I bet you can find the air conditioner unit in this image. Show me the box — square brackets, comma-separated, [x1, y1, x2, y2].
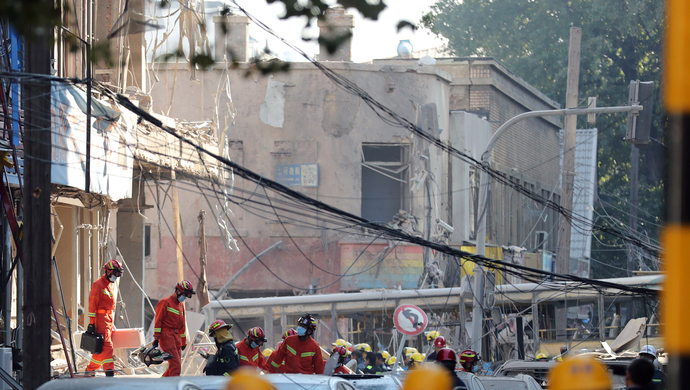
[534, 231, 548, 250]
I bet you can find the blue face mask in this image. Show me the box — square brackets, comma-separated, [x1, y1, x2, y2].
[250, 341, 258, 349]
[178, 295, 187, 302]
[471, 365, 479, 373]
[297, 327, 307, 336]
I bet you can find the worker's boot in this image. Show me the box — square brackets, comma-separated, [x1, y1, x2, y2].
[105, 370, 114, 377]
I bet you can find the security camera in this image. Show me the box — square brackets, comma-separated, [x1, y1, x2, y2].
[436, 219, 454, 234]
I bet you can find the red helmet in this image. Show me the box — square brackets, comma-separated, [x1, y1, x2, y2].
[248, 327, 267, 342]
[283, 328, 298, 339]
[175, 280, 196, 296]
[434, 336, 447, 348]
[208, 319, 232, 335]
[459, 349, 479, 365]
[333, 346, 348, 357]
[436, 348, 457, 362]
[104, 259, 123, 273]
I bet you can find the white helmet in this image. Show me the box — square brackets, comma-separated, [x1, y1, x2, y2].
[640, 345, 657, 357]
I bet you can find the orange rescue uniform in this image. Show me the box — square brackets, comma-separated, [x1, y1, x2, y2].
[236, 339, 270, 371]
[268, 335, 325, 374]
[86, 275, 116, 372]
[154, 294, 187, 376]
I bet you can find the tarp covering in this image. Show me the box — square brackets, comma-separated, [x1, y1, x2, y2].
[51, 82, 135, 201]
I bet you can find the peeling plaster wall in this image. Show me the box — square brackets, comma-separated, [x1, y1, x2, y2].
[145, 62, 451, 297]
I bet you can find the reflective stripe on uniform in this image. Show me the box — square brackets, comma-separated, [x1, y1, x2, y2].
[88, 312, 96, 318]
[223, 372, 231, 377]
[180, 333, 186, 337]
[252, 354, 258, 361]
[154, 328, 161, 332]
[167, 307, 180, 315]
[102, 289, 113, 297]
[301, 352, 315, 357]
[91, 358, 103, 365]
[102, 359, 114, 364]
[287, 345, 297, 355]
[271, 361, 280, 368]
[239, 355, 249, 361]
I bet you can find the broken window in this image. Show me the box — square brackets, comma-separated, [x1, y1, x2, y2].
[361, 144, 409, 223]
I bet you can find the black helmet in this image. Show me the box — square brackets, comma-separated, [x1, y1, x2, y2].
[297, 313, 317, 332]
[137, 346, 173, 367]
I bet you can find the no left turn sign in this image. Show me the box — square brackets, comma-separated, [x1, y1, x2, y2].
[393, 304, 428, 336]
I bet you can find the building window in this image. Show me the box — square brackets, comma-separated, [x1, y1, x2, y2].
[361, 144, 409, 223]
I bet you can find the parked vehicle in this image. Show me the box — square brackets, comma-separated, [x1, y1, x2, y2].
[478, 374, 543, 390]
[493, 358, 630, 389]
[455, 371, 487, 390]
[36, 374, 357, 390]
[337, 373, 402, 390]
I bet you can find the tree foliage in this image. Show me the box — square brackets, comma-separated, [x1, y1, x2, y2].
[422, 0, 664, 278]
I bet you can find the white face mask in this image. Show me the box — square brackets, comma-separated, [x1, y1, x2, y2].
[108, 275, 118, 283]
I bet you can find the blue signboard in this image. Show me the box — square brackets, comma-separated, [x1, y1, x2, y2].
[275, 163, 318, 187]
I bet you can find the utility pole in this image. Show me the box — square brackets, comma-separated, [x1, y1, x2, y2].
[197, 210, 210, 308]
[556, 27, 582, 275]
[171, 170, 184, 281]
[662, 0, 690, 388]
[628, 145, 639, 276]
[23, 28, 53, 390]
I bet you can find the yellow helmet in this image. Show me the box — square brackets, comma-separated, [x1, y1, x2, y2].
[380, 351, 391, 360]
[535, 352, 549, 360]
[332, 338, 348, 347]
[410, 353, 425, 363]
[224, 368, 276, 390]
[355, 343, 372, 352]
[262, 348, 274, 358]
[547, 356, 612, 390]
[404, 347, 419, 356]
[425, 330, 441, 342]
[402, 364, 452, 390]
[387, 356, 397, 365]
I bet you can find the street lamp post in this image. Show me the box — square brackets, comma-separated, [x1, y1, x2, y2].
[470, 104, 642, 355]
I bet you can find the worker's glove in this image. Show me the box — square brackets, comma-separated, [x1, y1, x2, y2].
[86, 324, 96, 334]
[152, 339, 159, 349]
[181, 345, 186, 351]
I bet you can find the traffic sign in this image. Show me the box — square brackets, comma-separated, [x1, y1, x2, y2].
[393, 304, 428, 336]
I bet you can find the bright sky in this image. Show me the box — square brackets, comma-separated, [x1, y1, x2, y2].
[234, 0, 448, 63]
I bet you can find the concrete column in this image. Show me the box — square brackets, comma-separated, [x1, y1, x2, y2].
[317, 7, 354, 62]
[115, 178, 147, 328]
[264, 306, 274, 347]
[532, 292, 539, 353]
[598, 293, 606, 341]
[214, 15, 250, 62]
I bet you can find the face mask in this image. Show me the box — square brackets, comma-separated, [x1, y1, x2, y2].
[297, 327, 307, 336]
[108, 275, 118, 283]
[472, 365, 479, 373]
[250, 341, 258, 349]
[178, 295, 187, 302]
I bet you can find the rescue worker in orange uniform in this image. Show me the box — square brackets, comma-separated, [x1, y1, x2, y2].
[86, 259, 123, 376]
[268, 313, 325, 374]
[269, 328, 298, 373]
[153, 280, 194, 377]
[236, 327, 270, 371]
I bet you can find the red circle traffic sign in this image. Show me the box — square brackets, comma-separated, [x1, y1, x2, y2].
[393, 304, 428, 336]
